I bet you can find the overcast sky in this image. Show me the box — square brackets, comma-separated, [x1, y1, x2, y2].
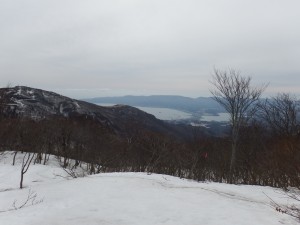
[0, 0, 300, 98]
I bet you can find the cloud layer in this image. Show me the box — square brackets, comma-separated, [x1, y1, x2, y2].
[1, 0, 300, 98]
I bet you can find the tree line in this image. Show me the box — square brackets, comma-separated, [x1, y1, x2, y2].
[0, 70, 299, 189]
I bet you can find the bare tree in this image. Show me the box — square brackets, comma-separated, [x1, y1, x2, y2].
[0, 84, 13, 115]
[0, 87, 6, 119]
[210, 68, 267, 172]
[259, 93, 299, 137]
[20, 152, 35, 189]
[259, 93, 300, 188]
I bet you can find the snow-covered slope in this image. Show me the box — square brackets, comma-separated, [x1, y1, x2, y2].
[1, 86, 154, 121]
[0, 152, 298, 225]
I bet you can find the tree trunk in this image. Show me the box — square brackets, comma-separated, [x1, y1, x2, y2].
[12, 151, 18, 166]
[230, 141, 237, 172]
[20, 170, 24, 189]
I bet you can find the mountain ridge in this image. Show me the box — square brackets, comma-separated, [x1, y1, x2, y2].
[0, 86, 196, 140]
[83, 95, 225, 114]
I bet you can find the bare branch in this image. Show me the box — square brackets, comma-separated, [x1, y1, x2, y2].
[0, 189, 43, 213]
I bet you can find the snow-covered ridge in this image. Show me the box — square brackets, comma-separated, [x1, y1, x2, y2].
[0, 151, 298, 225]
[1, 86, 179, 137]
[3, 86, 86, 118]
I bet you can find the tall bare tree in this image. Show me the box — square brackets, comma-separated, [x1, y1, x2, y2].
[0, 84, 13, 120]
[210, 68, 267, 172]
[0, 88, 6, 118]
[259, 93, 299, 137]
[259, 93, 300, 188]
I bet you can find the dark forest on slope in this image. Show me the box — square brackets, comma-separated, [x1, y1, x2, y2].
[0, 86, 300, 189]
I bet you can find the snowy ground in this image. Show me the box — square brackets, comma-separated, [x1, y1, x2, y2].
[0, 151, 298, 225]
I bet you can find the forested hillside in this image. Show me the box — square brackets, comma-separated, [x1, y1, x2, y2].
[0, 86, 299, 189]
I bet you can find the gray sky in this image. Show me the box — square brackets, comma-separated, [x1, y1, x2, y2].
[1, 0, 300, 98]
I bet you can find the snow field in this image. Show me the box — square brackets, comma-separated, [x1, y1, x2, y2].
[0, 151, 298, 225]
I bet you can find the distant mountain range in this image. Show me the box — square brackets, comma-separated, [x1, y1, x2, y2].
[84, 95, 225, 115]
[0, 86, 209, 140]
